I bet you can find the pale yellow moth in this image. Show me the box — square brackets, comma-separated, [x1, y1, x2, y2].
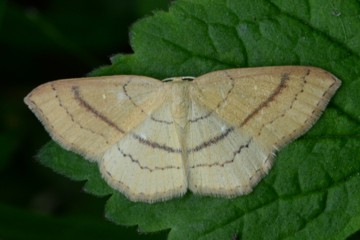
[25, 66, 341, 203]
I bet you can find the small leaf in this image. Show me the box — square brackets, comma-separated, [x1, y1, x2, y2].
[38, 0, 360, 239]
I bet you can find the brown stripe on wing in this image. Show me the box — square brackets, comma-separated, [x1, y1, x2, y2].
[72, 86, 125, 134]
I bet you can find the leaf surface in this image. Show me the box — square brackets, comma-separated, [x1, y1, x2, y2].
[39, 0, 360, 239]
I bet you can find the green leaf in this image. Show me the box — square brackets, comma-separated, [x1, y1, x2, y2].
[38, 0, 360, 239]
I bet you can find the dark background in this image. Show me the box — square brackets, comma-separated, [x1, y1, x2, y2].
[0, 0, 171, 239]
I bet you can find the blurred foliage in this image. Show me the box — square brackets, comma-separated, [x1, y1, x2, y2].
[0, 0, 170, 239]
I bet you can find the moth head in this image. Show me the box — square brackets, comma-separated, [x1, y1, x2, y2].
[163, 76, 194, 82]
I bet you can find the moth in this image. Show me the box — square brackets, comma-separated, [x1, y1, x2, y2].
[25, 66, 341, 203]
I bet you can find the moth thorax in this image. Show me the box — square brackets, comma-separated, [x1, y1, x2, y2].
[171, 83, 190, 128]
